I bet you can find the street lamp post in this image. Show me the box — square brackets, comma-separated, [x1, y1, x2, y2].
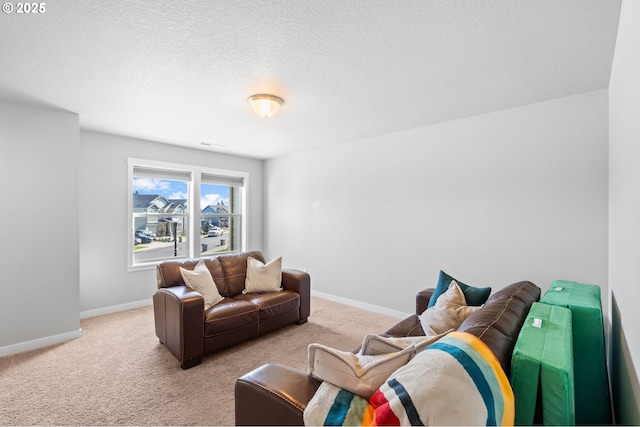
[173, 221, 178, 257]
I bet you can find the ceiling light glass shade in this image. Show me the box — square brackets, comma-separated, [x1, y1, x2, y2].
[248, 94, 284, 118]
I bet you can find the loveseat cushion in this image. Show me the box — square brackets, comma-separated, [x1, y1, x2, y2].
[204, 299, 260, 336]
[157, 259, 198, 289]
[156, 257, 226, 292]
[218, 251, 266, 296]
[234, 290, 300, 321]
[202, 257, 227, 292]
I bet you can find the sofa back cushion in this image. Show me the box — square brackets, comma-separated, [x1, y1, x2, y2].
[384, 280, 540, 378]
[155, 251, 265, 297]
[218, 250, 265, 296]
[158, 259, 199, 289]
[459, 280, 540, 376]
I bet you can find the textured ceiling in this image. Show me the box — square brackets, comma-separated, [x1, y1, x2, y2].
[0, 0, 621, 159]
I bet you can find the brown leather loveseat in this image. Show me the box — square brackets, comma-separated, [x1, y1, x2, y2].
[153, 250, 310, 369]
[235, 280, 540, 425]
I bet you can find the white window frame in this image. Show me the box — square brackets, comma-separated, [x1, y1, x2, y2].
[127, 158, 248, 271]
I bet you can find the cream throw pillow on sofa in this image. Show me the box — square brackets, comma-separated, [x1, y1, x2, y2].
[243, 256, 283, 293]
[308, 342, 416, 399]
[359, 332, 448, 356]
[306, 333, 447, 400]
[419, 280, 481, 335]
[179, 261, 224, 309]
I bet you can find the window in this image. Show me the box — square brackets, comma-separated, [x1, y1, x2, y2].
[128, 158, 247, 270]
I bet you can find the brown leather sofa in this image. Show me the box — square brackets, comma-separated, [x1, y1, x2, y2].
[234, 280, 540, 425]
[153, 250, 311, 369]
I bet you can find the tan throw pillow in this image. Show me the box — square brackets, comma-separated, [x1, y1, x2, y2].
[244, 256, 283, 293]
[419, 280, 481, 335]
[179, 261, 224, 309]
[308, 342, 416, 399]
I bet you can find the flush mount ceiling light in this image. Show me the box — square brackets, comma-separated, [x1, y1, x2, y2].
[248, 94, 284, 118]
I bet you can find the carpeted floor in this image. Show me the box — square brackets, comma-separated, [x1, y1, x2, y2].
[0, 296, 400, 426]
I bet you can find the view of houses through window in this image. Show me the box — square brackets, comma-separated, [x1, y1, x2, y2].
[129, 160, 245, 269]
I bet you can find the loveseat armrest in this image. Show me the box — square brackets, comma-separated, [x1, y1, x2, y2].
[152, 285, 205, 369]
[282, 269, 311, 324]
[235, 363, 321, 426]
[416, 288, 434, 315]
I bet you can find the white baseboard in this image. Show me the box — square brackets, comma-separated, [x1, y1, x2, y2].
[1, 299, 152, 358]
[1, 295, 402, 358]
[80, 298, 152, 319]
[311, 290, 410, 320]
[0, 329, 83, 358]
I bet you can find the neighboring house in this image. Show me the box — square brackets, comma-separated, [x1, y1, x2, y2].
[133, 192, 187, 237]
[202, 201, 229, 227]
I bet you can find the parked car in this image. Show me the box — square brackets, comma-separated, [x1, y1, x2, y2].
[135, 230, 153, 243]
[207, 227, 223, 237]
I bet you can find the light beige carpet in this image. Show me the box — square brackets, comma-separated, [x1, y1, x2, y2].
[0, 296, 400, 426]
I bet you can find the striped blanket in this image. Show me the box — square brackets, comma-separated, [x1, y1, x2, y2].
[304, 331, 514, 426]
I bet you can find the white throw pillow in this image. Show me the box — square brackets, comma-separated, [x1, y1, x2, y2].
[419, 280, 481, 335]
[243, 256, 283, 293]
[308, 342, 416, 399]
[179, 261, 224, 309]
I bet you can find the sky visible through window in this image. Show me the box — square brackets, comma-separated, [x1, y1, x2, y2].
[133, 178, 229, 208]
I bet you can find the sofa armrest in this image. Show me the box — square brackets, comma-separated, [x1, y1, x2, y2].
[152, 285, 205, 369]
[235, 363, 321, 426]
[416, 288, 434, 315]
[282, 269, 311, 324]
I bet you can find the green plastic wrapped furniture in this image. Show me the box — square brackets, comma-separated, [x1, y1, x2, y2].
[541, 280, 612, 425]
[511, 302, 575, 425]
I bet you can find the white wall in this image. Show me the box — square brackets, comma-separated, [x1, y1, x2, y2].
[608, 0, 640, 423]
[265, 90, 609, 315]
[0, 100, 81, 355]
[78, 130, 264, 316]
